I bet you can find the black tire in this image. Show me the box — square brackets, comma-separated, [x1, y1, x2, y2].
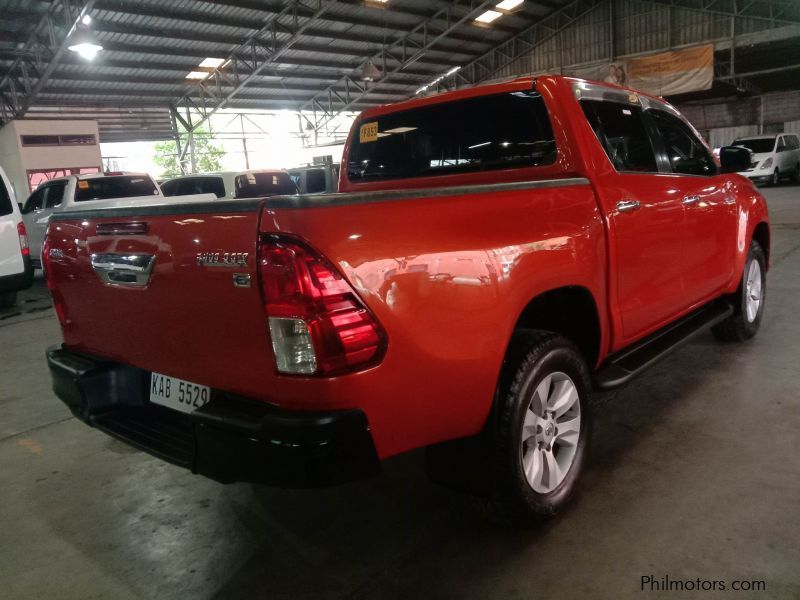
[712, 240, 766, 342]
[769, 168, 780, 186]
[480, 330, 592, 525]
[793, 164, 800, 183]
[0, 291, 17, 308]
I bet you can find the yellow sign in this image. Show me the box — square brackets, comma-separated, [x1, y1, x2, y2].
[78, 180, 90, 189]
[359, 122, 378, 143]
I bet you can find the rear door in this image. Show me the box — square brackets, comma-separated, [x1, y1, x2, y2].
[580, 97, 688, 345]
[645, 107, 736, 304]
[0, 171, 23, 278]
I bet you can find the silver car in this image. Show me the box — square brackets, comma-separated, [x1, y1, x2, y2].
[734, 133, 800, 186]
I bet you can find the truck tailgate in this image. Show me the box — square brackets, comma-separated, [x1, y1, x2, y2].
[45, 201, 278, 401]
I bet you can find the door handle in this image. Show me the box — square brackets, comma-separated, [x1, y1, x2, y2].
[616, 199, 641, 213]
[682, 195, 701, 205]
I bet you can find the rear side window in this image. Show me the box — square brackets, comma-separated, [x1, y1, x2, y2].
[44, 182, 67, 208]
[648, 110, 715, 176]
[75, 176, 159, 202]
[0, 177, 11, 216]
[234, 172, 297, 198]
[163, 177, 226, 198]
[581, 100, 657, 173]
[788, 135, 800, 150]
[160, 179, 179, 196]
[347, 90, 557, 183]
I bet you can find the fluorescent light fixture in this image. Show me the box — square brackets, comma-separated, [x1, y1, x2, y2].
[475, 10, 502, 24]
[496, 0, 524, 9]
[67, 25, 102, 60]
[383, 127, 417, 134]
[185, 71, 210, 80]
[468, 141, 491, 149]
[199, 57, 226, 69]
[81, 14, 92, 25]
[415, 66, 462, 95]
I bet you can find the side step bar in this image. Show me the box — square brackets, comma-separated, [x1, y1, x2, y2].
[594, 300, 733, 391]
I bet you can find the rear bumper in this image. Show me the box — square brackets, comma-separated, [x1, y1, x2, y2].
[0, 254, 33, 293]
[46, 345, 380, 487]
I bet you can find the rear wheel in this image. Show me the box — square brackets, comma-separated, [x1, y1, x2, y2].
[712, 240, 766, 342]
[481, 331, 591, 525]
[0, 291, 18, 308]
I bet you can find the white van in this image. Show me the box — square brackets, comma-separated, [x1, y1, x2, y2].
[733, 133, 800, 185]
[0, 166, 33, 307]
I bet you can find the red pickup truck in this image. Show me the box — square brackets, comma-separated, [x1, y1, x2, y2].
[44, 75, 768, 524]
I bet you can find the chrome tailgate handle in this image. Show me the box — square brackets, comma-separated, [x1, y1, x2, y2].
[682, 195, 701, 205]
[90, 253, 155, 286]
[616, 199, 641, 213]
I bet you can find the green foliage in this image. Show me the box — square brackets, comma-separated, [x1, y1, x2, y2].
[153, 126, 225, 177]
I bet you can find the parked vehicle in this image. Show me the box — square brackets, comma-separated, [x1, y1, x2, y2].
[733, 133, 800, 185]
[0, 166, 33, 307]
[160, 170, 298, 199]
[21, 172, 214, 268]
[288, 164, 339, 194]
[44, 76, 768, 524]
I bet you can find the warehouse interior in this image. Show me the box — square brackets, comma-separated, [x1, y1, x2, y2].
[1, 1, 799, 598]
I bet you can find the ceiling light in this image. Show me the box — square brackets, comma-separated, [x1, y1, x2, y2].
[68, 24, 102, 60]
[475, 10, 502, 24]
[199, 57, 226, 69]
[361, 60, 381, 82]
[496, 0, 524, 10]
[81, 14, 92, 25]
[185, 71, 210, 80]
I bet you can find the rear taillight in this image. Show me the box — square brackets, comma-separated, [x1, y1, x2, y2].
[17, 222, 29, 256]
[258, 234, 386, 376]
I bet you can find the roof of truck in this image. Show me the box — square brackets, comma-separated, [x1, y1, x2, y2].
[357, 74, 671, 121]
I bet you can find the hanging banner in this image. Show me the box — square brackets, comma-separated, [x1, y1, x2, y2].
[568, 44, 714, 97]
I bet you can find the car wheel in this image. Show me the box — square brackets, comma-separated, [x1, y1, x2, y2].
[0, 291, 18, 308]
[712, 240, 766, 342]
[793, 164, 800, 183]
[770, 168, 780, 186]
[480, 330, 591, 525]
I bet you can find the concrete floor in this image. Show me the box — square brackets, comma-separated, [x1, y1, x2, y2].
[1, 185, 799, 600]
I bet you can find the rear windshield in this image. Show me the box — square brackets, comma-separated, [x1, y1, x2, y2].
[347, 90, 557, 183]
[234, 172, 297, 198]
[733, 138, 775, 154]
[0, 176, 11, 216]
[75, 175, 160, 202]
[161, 176, 226, 198]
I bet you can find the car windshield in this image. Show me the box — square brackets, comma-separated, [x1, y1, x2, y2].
[74, 176, 160, 202]
[733, 138, 775, 154]
[234, 172, 297, 198]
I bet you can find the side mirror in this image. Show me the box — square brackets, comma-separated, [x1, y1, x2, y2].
[719, 146, 752, 173]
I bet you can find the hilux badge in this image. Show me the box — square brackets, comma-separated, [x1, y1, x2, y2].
[196, 251, 249, 268]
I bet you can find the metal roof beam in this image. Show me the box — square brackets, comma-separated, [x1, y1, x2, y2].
[0, 0, 96, 125]
[301, 0, 501, 133]
[455, 0, 606, 87]
[644, 0, 800, 24]
[90, 1, 494, 52]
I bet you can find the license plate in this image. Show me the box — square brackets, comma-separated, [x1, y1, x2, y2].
[149, 372, 210, 414]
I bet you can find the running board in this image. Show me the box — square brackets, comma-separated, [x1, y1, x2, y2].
[594, 300, 733, 391]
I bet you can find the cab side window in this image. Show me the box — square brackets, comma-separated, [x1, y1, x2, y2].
[43, 182, 66, 208]
[648, 110, 716, 176]
[580, 100, 658, 173]
[22, 189, 45, 214]
[776, 136, 788, 152]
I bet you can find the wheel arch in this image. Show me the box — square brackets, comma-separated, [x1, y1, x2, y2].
[752, 221, 770, 269]
[512, 285, 602, 368]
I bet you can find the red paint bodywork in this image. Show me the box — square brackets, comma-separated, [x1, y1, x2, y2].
[45, 76, 769, 460]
